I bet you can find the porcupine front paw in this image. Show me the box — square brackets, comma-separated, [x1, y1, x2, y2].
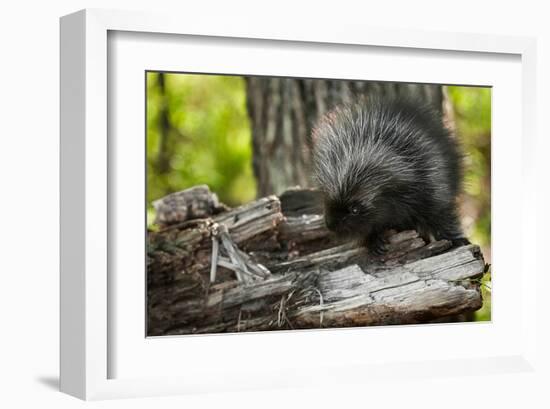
[451, 237, 471, 247]
[366, 235, 387, 256]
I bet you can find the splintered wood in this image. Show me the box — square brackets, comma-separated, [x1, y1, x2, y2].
[147, 185, 486, 336]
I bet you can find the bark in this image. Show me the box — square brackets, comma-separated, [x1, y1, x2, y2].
[245, 78, 444, 196]
[147, 185, 486, 336]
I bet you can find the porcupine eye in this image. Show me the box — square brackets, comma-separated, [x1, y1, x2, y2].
[349, 205, 360, 215]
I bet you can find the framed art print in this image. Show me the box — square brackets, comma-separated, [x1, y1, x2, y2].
[60, 9, 539, 400]
[144, 71, 492, 335]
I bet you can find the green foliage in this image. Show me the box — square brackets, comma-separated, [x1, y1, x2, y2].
[146, 73, 256, 210]
[475, 270, 492, 322]
[447, 86, 492, 321]
[448, 86, 491, 248]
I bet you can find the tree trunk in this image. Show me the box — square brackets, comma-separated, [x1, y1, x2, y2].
[155, 73, 172, 175]
[245, 78, 444, 196]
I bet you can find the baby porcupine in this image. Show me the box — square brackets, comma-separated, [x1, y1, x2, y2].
[311, 97, 469, 255]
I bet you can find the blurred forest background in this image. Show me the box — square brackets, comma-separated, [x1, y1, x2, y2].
[146, 72, 491, 321]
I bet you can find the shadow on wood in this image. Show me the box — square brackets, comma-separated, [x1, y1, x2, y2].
[147, 185, 486, 336]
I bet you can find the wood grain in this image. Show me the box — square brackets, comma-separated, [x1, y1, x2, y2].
[147, 187, 486, 336]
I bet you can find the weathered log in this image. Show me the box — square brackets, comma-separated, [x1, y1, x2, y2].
[147, 195, 283, 284]
[279, 187, 324, 216]
[152, 184, 229, 226]
[293, 244, 484, 327]
[147, 186, 486, 336]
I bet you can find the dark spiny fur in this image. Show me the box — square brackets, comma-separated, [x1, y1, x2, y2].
[311, 97, 468, 255]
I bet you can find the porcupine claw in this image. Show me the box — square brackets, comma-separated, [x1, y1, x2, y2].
[451, 237, 471, 248]
[366, 235, 388, 256]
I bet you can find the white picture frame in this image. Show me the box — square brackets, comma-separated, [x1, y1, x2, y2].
[60, 8, 539, 401]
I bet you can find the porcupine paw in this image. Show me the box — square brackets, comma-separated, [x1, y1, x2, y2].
[367, 236, 388, 256]
[451, 237, 471, 248]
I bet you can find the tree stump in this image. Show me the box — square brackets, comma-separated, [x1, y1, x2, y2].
[147, 185, 486, 336]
